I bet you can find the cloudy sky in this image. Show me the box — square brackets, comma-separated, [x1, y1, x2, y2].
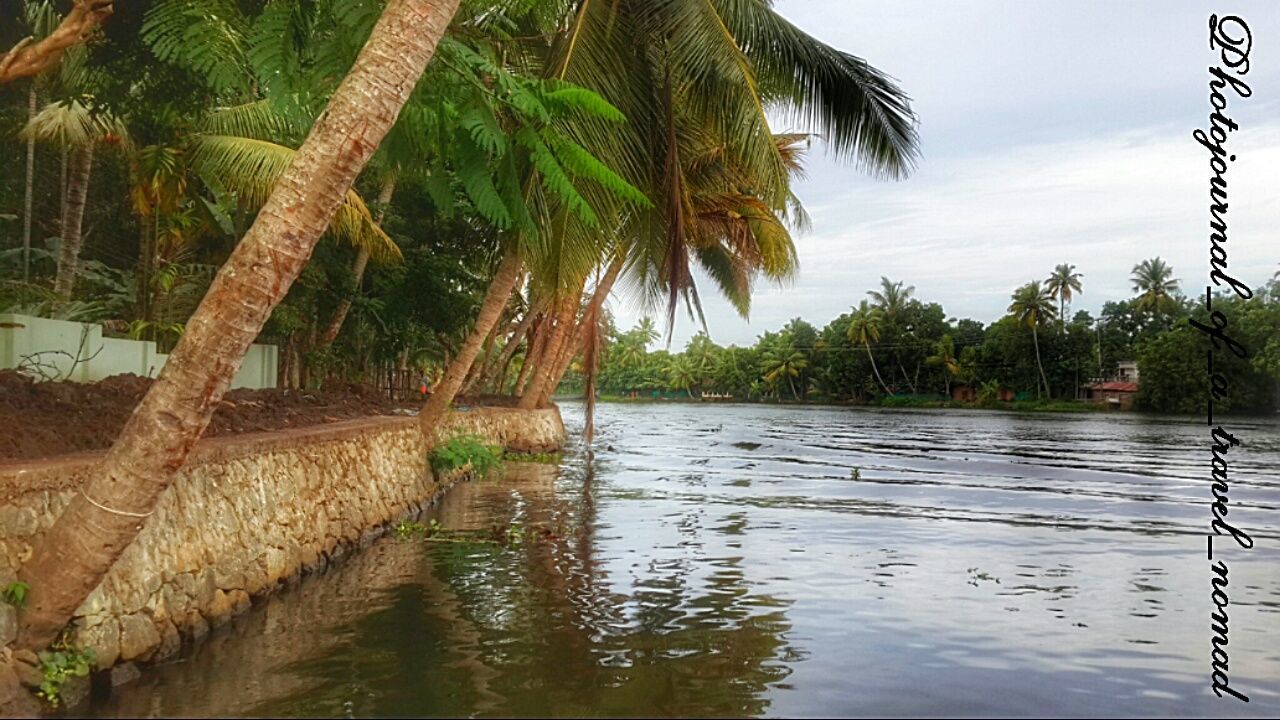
[611, 1, 1280, 349]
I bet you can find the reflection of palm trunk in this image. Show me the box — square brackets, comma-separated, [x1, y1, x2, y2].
[420, 249, 522, 437]
[53, 145, 94, 301]
[17, 0, 462, 651]
[320, 175, 397, 347]
[21, 85, 36, 282]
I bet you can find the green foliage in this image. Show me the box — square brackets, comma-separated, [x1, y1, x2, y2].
[579, 277, 1279, 416]
[429, 434, 503, 477]
[2, 581, 29, 609]
[35, 640, 96, 707]
[502, 451, 563, 464]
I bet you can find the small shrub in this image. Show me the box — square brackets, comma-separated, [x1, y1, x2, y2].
[430, 434, 503, 477]
[2, 581, 29, 609]
[36, 640, 95, 707]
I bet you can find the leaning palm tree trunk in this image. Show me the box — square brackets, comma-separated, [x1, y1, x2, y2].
[419, 248, 522, 439]
[52, 144, 94, 300]
[17, 0, 460, 651]
[319, 174, 398, 347]
[0, 0, 113, 85]
[460, 314, 504, 396]
[21, 85, 36, 283]
[512, 315, 546, 395]
[488, 297, 543, 393]
[519, 289, 578, 409]
[866, 343, 892, 395]
[1032, 324, 1050, 399]
[532, 256, 623, 407]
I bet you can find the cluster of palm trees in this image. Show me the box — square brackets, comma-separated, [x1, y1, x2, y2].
[586, 256, 1189, 405]
[6, 0, 919, 652]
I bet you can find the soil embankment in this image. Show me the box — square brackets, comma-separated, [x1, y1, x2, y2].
[0, 371, 416, 461]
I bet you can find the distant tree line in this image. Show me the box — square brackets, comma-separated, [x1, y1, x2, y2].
[570, 260, 1280, 415]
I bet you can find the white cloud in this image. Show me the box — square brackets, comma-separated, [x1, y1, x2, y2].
[609, 2, 1280, 349]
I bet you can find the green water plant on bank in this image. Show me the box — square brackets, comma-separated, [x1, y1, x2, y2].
[501, 451, 563, 464]
[392, 516, 529, 549]
[34, 637, 95, 707]
[428, 434, 503, 477]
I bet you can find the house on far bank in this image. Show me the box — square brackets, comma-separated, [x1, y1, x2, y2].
[1083, 360, 1140, 410]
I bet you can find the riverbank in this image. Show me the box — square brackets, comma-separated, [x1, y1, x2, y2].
[70, 402, 1280, 717]
[574, 393, 1112, 414]
[0, 406, 565, 714]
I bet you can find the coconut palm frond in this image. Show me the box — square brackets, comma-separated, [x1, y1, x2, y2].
[719, 0, 919, 179]
[189, 134, 401, 264]
[200, 100, 299, 143]
[22, 99, 124, 147]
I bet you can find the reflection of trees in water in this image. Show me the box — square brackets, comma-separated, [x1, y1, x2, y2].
[88, 459, 799, 718]
[427, 460, 799, 717]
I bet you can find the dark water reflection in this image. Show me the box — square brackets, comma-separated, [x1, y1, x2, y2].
[85, 404, 1280, 717]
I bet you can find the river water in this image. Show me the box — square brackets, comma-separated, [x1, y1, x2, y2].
[85, 403, 1280, 717]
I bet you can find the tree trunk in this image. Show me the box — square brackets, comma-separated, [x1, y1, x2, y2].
[319, 174, 397, 347]
[897, 361, 916, 394]
[53, 145, 94, 301]
[419, 248, 521, 439]
[489, 297, 542, 394]
[513, 315, 545, 396]
[866, 343, 892, 395]
[519, 290, 577, 409]
[1032, 323, 1050, 400]
[0, 0, 113, 86]
[17, 0, 460, 651]
[460, 314, 503, 396]
[530, 256, 623, 407]
[21, 85, 36, 283]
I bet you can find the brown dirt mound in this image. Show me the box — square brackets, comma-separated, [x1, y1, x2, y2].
[0, 371, 417, 462]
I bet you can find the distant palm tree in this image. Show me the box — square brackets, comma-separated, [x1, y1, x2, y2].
[868, 276, 915, 319]
[1131, 257, 1180, 314]
[1009, 281, 1057, 399]
[847, 300, 892, 395]
[635, 317, 659, 346]
[926, 334, 960, 397]
[1045, 263, 1083, 325]
[763, 344, 808, 400]
[667, 355, 698, 398]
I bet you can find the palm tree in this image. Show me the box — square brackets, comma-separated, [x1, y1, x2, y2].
[847, 300, 892, 395]
[22, 98, 124, 300]
[18, 0, 463, 652]
[634, 317, 659, 346]
[667, 354, 699, 398]
[17, 1, 60, 283]
[1008, 281, 1057, 399]
[1045, 263, 1083, 324]
[762, 344, 808, 400]
[926, 334, 960, 397]
[525, 0, 919, 406]
[1131, 256, 1180, 315]
[868, 276, 915, 320]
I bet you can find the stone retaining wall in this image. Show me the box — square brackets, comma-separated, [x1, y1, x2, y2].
[0, 406, 564, 670]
